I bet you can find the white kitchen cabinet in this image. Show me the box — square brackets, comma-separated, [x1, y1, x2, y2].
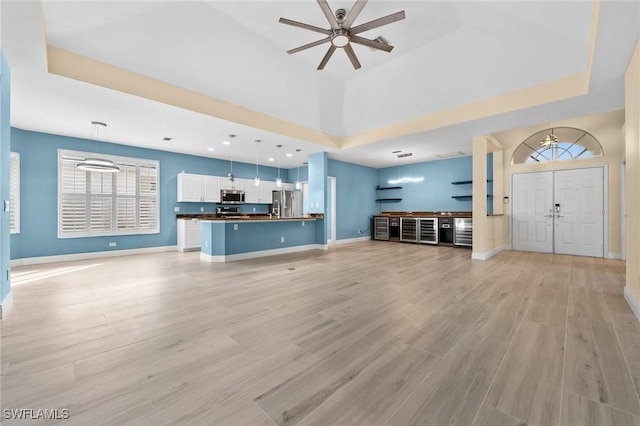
[177, 173, 220, 202]
[243, 179, 260, 203]
[259, 181, 275, 204]
[282, 183, 294, 191]
[177, 218, 202, 251]
[201, 175, 220, 202]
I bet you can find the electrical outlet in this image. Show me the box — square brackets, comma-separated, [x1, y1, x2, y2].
[205, 241, 208, 248]
[233, 224, 238, 231]
[302, 221, 305, 227]
[200, 207, 205, 212]
[174, 206, 180, 212]
[109, 242, 117, 247]
[253, 207, 256, 212]
[280, 236, 285, 243]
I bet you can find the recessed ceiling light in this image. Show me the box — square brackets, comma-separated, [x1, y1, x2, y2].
[392, 150, 401, 154]
[397, 152, 413, 158]
[208, 148, 215, 152]
[268, 158, 274, 162]
[222, 141, 230, 145]
[163, 137, 172, 141]
[286, 153, 293, 157]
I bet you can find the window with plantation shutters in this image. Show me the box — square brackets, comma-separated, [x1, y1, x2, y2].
[9, 152, 20, 234]
[58, 150, 159, 238]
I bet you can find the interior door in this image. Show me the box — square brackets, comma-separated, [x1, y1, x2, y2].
[512, 172, 554, 253]
[554, 168, 604, 257]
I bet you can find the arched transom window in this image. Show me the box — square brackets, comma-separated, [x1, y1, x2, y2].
[511, 127, 604, 165]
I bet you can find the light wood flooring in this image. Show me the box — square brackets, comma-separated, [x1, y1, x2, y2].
[2, 242, 640, 425]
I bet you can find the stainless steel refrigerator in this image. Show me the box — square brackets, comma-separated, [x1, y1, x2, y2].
[271, 190, 303, 218]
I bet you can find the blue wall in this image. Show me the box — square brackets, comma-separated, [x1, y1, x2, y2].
[327, 159, 378, 240]
[1, 52, 11, 304]
[377, 156, 474, 213]
[10, 126, 476, 260]
[10, 128, 288, 260]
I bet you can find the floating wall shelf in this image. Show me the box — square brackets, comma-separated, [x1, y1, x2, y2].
[451, 195, 493, 200]
[451, 180, 493, 185]
[376, 198, 403, 202]
[376, 186, 403, 190]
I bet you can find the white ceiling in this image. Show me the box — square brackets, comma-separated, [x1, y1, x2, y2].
[2, 1, 639, 169]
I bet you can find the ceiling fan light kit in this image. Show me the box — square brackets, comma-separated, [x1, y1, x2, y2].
[279, 0, 405, 70]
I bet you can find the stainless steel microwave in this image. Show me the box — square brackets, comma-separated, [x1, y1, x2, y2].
[220, 189, 245, 204]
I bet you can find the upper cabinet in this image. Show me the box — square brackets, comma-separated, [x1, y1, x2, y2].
[177, 173, 220, 202]
[177, 173, 282, 204]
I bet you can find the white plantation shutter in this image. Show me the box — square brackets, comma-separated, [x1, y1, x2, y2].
[60, 156, 88, 234]
[9, 152, 20, 234]
[139, 165, 158, 231]
[58, 150, 159, 238]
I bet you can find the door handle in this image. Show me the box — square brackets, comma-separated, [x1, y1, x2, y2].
[543, 214, 553, 218]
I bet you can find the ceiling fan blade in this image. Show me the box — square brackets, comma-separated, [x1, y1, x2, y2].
[317, 0, 338, 29]
[342, 0, 368, 29]
[317, 45, 337, 70]
[344, 44, 362, 70]
[287, 37, 331, 54]
[350, 35, 393, 52]
[350, 10, 406, 35]
[279, 17, 331, 35]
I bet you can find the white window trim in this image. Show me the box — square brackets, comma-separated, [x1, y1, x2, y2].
[10, 151, 20, 234]
[57, 149, 160, 239]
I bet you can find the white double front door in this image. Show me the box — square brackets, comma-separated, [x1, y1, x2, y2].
[512, 167, 604, 257]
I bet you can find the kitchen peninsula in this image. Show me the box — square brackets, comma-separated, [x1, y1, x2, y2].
[199, 215, 325, 262]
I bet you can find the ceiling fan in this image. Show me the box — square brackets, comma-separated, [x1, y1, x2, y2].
[279, 0, 406, 70]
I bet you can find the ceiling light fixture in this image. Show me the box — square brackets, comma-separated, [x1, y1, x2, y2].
[162, 137, 172, 141]
[208, 147, 215, 152]
[77, 121, 120, 173]
[254, 140, 261, 186]
[540, 124, 559, 148]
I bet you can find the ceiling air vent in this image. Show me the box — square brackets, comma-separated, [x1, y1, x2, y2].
[397, 152, 413, 158]
[370, 36, 390, 51]
[436, 151, 465, 159]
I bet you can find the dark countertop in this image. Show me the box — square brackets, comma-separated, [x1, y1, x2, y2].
[177, 213, 324, 221]
[379, 211, 473, 218]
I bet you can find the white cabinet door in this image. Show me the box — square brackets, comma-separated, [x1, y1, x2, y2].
[177, 173, 202, 202]
[177, 219, 201, 251]
[282, 183, 294, 191]
[185, 220, 202, 249]
[244, 180, 260, 203]
[201, 176, 220, 202]
[259, 181, 274, 204]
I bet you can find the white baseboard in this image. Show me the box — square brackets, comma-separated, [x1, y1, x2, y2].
[624, 286, 640, 323]
[1, 291, 13, 320]
[200, 244, 325, 263]
[606, 252, 624, 260]
[472, 245, 509, 261]
[334, 236, 371, 245]
[10, 246, 178, 267]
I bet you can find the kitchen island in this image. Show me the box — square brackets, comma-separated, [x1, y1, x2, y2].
[200, 216, 325, 262]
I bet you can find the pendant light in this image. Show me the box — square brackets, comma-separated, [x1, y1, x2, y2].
[227, 134, 236, 183]
[254, 139, 261, 186]
[275, 144, 283, 188]
[295, 149, 302, 191]
[539, 124, 558, 148]
[77, 121, 120, 173]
